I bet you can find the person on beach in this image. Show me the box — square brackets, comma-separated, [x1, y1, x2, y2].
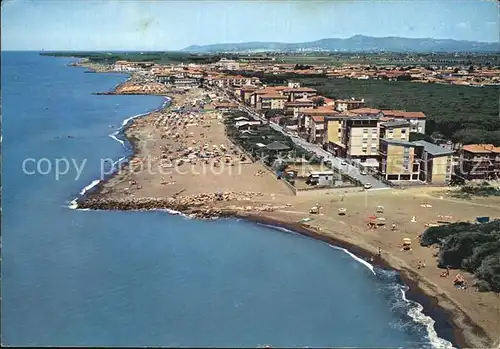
[378, 247, 381, 257]
[440, 267, 450, 278]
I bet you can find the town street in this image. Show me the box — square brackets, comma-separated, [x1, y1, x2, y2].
[223, 90, 389, 189]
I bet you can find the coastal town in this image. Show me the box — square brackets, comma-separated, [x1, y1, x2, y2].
[82, 57, 500, 186]
[5, 0, 500, 347]
[72, 55, 500, 348]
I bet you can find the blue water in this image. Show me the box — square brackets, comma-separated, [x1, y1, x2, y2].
[1, 52, 451, 347]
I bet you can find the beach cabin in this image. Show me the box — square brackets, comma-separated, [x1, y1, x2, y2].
[306, 170, 335, 186]
[234, 116, 250, 122]
[236, 121, 262, 131]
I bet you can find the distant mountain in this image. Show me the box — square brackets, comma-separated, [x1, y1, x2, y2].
[181, 35, 500, 53]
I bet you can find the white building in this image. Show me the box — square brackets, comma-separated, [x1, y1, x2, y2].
[217, 58, 240, 71]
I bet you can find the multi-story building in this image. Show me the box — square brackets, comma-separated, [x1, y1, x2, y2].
[308, 115, 326, 144]
[342, 116, 381, 167]
[414, 140, 455, 184]
[458, 144, 500, 180]
[325, 114, 348, 156]
[379, 139, 454, 183]
[379, 140, 421, 181]
[234, 85, 259, 103]
[285, 98, 315, 116]
[381, 110, 426, 134]
[281, 86, 317, 101]
[258, 94, 288, 110]
[379, 120, 410, 142]
[298, 107, 339, 140]
[249, 87, 287, 108]
[334, 99, 366, 112]
[216, 58, 240, 71]
[113, 61, 135, 72]
[155, 74, 201, 88]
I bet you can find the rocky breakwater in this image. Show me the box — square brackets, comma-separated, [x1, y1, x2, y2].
[77, 191, 287, 219]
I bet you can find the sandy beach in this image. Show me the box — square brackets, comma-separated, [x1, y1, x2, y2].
[78, 85, 500, 348]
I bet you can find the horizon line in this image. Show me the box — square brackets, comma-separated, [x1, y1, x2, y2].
[3, 34, 499, 52]
[185, 34, 500, 48]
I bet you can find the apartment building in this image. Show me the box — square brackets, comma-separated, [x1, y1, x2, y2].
[381, 110, 426, 134]
[379, 120, 410, 142]
[113, 61, 136, 72]
[234, 85, 259, 103]
[155, 74, 201, 88]
[155, 73, 174, 84]
[259, 94, 288, 110]
[338, 116, 381, 167]
[309, 115, 326, 144]
[334, 99, 366, 112]
[414, 140, 454, 184]
[281, 87, 317, 101]
[379, 139, 454, 183]
[284, 98, 315, 116]
[298, 107, 339, 140]
[325, 114, 348, 155]
[458, 144, 500, 180]
[379, 140, 421, 181]
[216, 58, 240, 71]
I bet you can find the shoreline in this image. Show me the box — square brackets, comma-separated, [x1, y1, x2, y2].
[69, 81, 172, 208]
[237, 214, 474, 348]
[68, 65, 495, 348]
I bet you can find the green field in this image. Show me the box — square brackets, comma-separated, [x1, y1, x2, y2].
[276, 53, 500, 67]
[288, 77, 499, 145]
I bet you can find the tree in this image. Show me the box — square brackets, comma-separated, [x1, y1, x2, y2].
[264, 109, 283, 120]
[313, 97, 325, 107]
[409, 132, 434, 143]
[468, 65, 474, 74]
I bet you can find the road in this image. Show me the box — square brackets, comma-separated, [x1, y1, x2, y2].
[212, 87, 389, 189]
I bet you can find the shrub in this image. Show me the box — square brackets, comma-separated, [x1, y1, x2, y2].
[420, 220, 500, 292]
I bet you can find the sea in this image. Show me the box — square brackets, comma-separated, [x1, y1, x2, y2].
[1, 51, 455, 348]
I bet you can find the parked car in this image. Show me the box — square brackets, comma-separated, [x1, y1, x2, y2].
[341, 160, 347, 166]
[363, 183, 373, 189]
[360, 170, 367, 175]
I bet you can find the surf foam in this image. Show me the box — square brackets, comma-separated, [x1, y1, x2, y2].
[68, 96, 171, 211]
[328, 244, 376, 275]
[256, 222, 453, 348]
[400, 287, 455, 349]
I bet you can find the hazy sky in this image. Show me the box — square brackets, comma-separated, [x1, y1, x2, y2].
[1, 0, 499, 51]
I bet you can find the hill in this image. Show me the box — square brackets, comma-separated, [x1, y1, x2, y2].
[182, 35, 500, 53]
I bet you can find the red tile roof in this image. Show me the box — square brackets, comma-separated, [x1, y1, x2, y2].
[382, 110, 426, 119]
[310, 115, 325, 123]
[260, 93, 288, 99]
[283, 87, 317, 92]
[285, 100, 314, 106]
[462, 144, 500, 154]
[350, 108, 381, 115]
[335, 99, 365, 104]
[303, 106, 339, 115]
